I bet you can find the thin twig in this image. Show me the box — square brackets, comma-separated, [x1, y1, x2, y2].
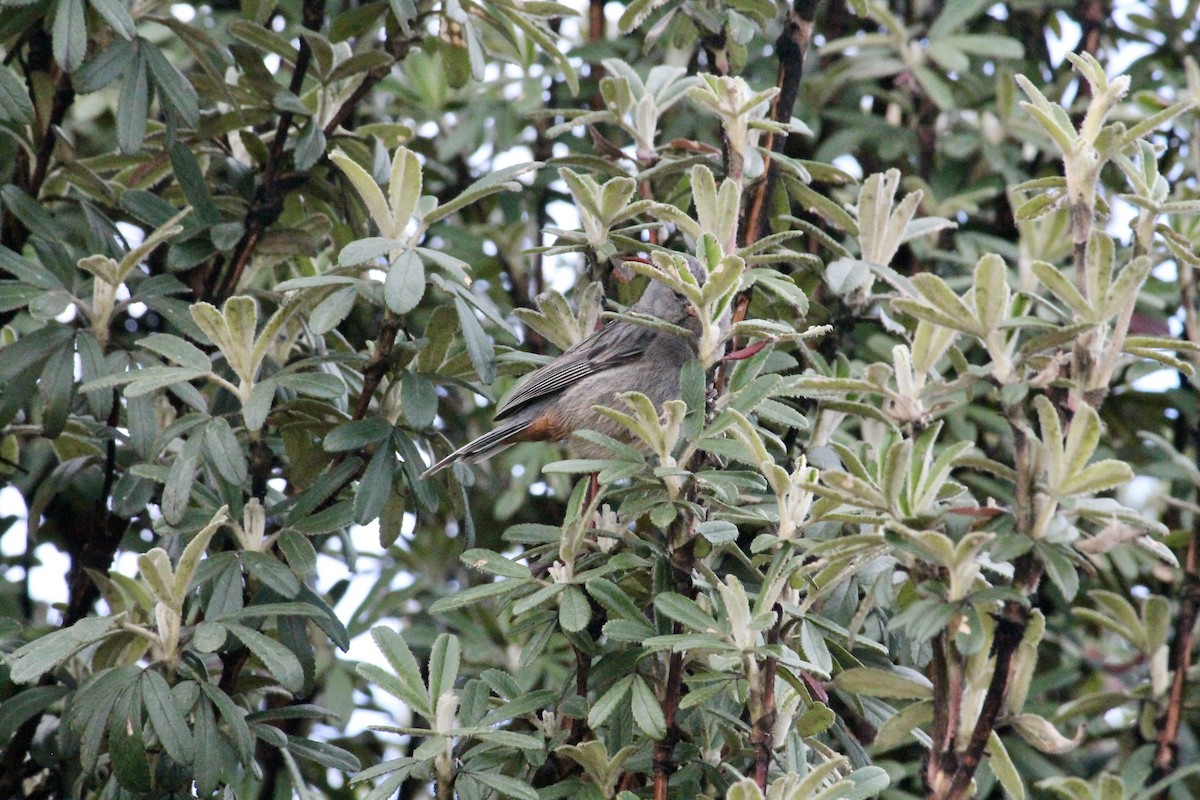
[752, 619, 781, 790]
[653, 651, 686, 800]
[1, 31, 73, 254]
[653, 520, 697, 800]
[209, 0, 327, 301]
[935, 421, 1043, 800]
[741, 0, 819, 246]
[1152, 476, 1200, 788]
[925, 631, 955, 792]
[352, 310, 402, 421]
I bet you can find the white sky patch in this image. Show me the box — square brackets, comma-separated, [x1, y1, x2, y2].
[1132, 369, 1180, 393]
[831, 154, 863, 181]
[1045, 13, 1081, 68]
[0, 487, 27, 557]
[314, 518, 421, 736]
[1107, 196, 1139, 241]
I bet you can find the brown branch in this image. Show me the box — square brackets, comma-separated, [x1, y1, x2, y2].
[941, 606, 1028, 800]
[931, 421, 1042, 800]
[741, 0, 819, 246]
[752, 620, 781, 790]
[322, 23, 419, 138]
[653, 650, 686, 800]
[653, 521, 697, 800]
[1, 31, 74, 254]
[562, 644, 592, 744]
[1075, 0, 1106, 60]
[209, 0, 326, 301]
[0, 695, 44, 798]
[351, 309, 403, 421]
[323, 65, 390, 136]
[1153, 521, 1200, 789]
[588, 0, 604, 41]
[925, 631, 959, 793]
[205, 0, 323, 300]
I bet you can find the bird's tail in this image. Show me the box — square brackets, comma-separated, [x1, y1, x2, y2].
[420, 419, 530, 478]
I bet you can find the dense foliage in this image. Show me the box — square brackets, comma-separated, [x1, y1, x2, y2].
[2, 1, 1200, 799]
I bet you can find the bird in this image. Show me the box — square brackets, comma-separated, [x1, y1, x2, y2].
[421, 266, 705, 477]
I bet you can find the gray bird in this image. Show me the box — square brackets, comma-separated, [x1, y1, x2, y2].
[422, 269, 703, 476]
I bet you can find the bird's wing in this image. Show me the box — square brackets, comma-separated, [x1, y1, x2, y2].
[494, 321, 652, 420]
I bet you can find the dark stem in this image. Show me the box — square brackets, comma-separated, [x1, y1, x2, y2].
[322, 22, 419, 137]
[741, 0, 819, 246]
[752, 620, 781, 790]
[940, 598, 1030, 800]
[653, 651, 685, 800]
[653, 522, 697, 800]
[1074, 0, 1106, 61]
[931, 421, 1042, 800]
[1152, 521, 1200, 788]
[352, 310, 403, 421]
[563, 644, 592, 744]
[1, 30, 73, 253]
[925, 631, 957, 792]
[208, 0, 327, 301]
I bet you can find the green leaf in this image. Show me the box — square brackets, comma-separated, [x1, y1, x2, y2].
[38, 341, 75, 438]
[461, 549, 531, 580]
[587, 675, 633, 729]
[427, 632, 460, 704]
[630, 675, 667, 739]
[559, 585, 591, 632]
[425, 162, 541, 225]
[388, 146, 422, 231]
[0, 66, 34, 124]
[834, 667, 933, 699]
[140, 669, 193, 766]
[331, 150, 394, 236]
[222, 622, 305, 693]
[1, 186, 59, 242]
[88, 0, 135, 37]
[286, 735, 362, 771]
[244, 378, 275, 431]
[654, 592, 722, 634]
[109, 682, 152, 792]
[242, 551, 302, 598]
[198, 684, 254, 764]
[294, 120, 326, 170]
[428, 579, 521, 612]
[466, 771, 538, 800]
[1038, 544, 1080, 601]
[74, 38, 135, 92]
[53, 0, 87, 72]
[8, 617, 120, 683]
[355, 439, 396, 525]
[0, 686, 69, 741]
[309, 286, 358, 335]
[384, 248, 425, 315]
[169, 140, 221, 225]
[204, 416, 248, 485]
[364, 627, 430, 716]
[162, 434, 201, 525]
[117, 49, 149, 154]
[324, 417, 393, 451]
[454, 296, 495, 385]
[275, 371, 344, 399]
[400, 372, 437, 430]
[143, 42, 199, 127]
[340, 237, 402, 266]
[139, 333, 210, 372]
